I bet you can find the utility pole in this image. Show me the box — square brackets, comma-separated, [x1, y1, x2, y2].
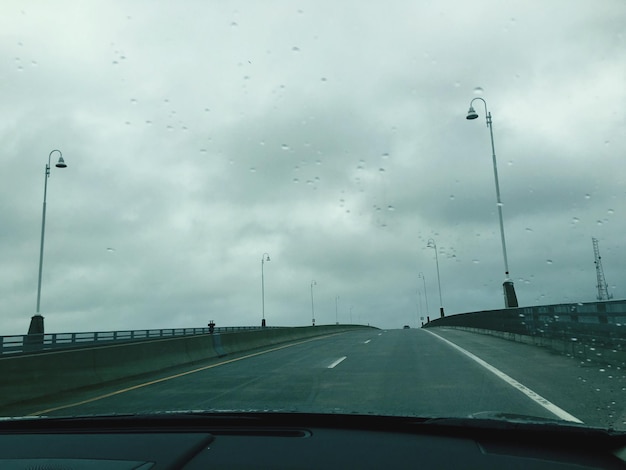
[592, 237, 612, 301]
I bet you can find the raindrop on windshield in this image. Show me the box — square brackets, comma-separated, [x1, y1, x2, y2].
[546, 259, 553, 264]
[249, 167, 257, 173]
[607, 209, 614, 215]
[525, 228, 533, 233]
[292, 46, 301, 52]
[572, 217, 580, 223]
[281, 144, 290, 150]
[473, 86, 484, 95]
[585, 193, 591, 199]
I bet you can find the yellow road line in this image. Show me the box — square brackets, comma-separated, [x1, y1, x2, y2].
[29, 333, 339, 416]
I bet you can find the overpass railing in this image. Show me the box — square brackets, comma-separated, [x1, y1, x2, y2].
[423, 300, 626, 351]
[0, 325, 279, 356]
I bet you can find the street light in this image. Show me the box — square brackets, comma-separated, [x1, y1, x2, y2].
[335, 295, 339, 325]
[29, 149, 68, 336]
[310, 280, 317, 326]
[427, 239, 444, 318]
[418, 272, 429, 321]
[466, 97, 518, 308]
[261, 253, 270, 327]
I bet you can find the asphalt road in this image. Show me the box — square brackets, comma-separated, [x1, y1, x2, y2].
[19, 328, 626, 430]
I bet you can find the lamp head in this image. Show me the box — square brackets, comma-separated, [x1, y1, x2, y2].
[466, 106, 479, 120]
[55, 156, 67, 168]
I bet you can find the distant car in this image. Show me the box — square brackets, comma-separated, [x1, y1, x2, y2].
[403, 325, 410, 329]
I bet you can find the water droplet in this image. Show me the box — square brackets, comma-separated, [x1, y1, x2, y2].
[199, 149, 207, 154]
[31, 60, 37, 67]
[381, 152, 389, 159]
[454, 82, 461, 88]
[525, 228, 533, 233]
[604, 140, 610, 146]
[291, 46, 300, 52]
[496, 202, 503, 207]
[130, 98, 137, 104]
[507, 160, 513, 166]
[607, 209, 614, 215]
[378, 168, 385, 172]
[145, 120, 152, 125]
[281, 144, 290, 150]
[293, 178, 299, 183]
[584, 193, 591, 200]
[230, 21, 238, 27]
[472, 259, 480, 264]
[387, 205, 395, 211]
[572, 217, 580, 223]
[449, 195, 455, 200]
[473, 87, 484, 95]
[320, 77, 327, 82]
[249, 167, 257, 173]
[546, 259, 553, 264]
[596, 220, 603, 226]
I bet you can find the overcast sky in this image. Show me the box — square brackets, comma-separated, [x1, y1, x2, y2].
[0, 1, 624, 335]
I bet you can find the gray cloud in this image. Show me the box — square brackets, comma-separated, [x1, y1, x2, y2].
[0, 1, 624, 335]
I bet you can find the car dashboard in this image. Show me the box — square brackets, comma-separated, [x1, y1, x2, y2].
[0, 413, 624, 469]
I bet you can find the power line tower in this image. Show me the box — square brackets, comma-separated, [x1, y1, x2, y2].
[592, 237, 612, 301]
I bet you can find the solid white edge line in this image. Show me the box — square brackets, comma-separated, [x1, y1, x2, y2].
[328, 356, 347, 369]
[423, 329, 583, 424]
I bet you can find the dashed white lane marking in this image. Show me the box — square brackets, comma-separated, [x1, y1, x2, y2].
[424, 329, 583, 423]
[328, 356, 347, 369]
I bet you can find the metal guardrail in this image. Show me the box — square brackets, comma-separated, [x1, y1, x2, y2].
[0, 326, 280, 356]
[423, 300, 626, 351]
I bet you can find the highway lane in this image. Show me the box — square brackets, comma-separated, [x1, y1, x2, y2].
[17, 327, 624, 430]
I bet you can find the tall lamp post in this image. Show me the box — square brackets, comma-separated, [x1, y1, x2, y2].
[418, 272, 429, 322]
[261, 253, 270, 327]
[335, 295, 339, 325]
[466, 97, 518, 308]
[29, 149, 68, 336]
[310, 280, 317, 326]
[426, 239, 444, 318]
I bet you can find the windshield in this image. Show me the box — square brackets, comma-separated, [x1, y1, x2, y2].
[1, 1, 624, 432]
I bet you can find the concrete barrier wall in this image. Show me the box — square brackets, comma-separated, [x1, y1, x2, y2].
[0, 325, 371, 411]
[437, 326, 626, 369]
